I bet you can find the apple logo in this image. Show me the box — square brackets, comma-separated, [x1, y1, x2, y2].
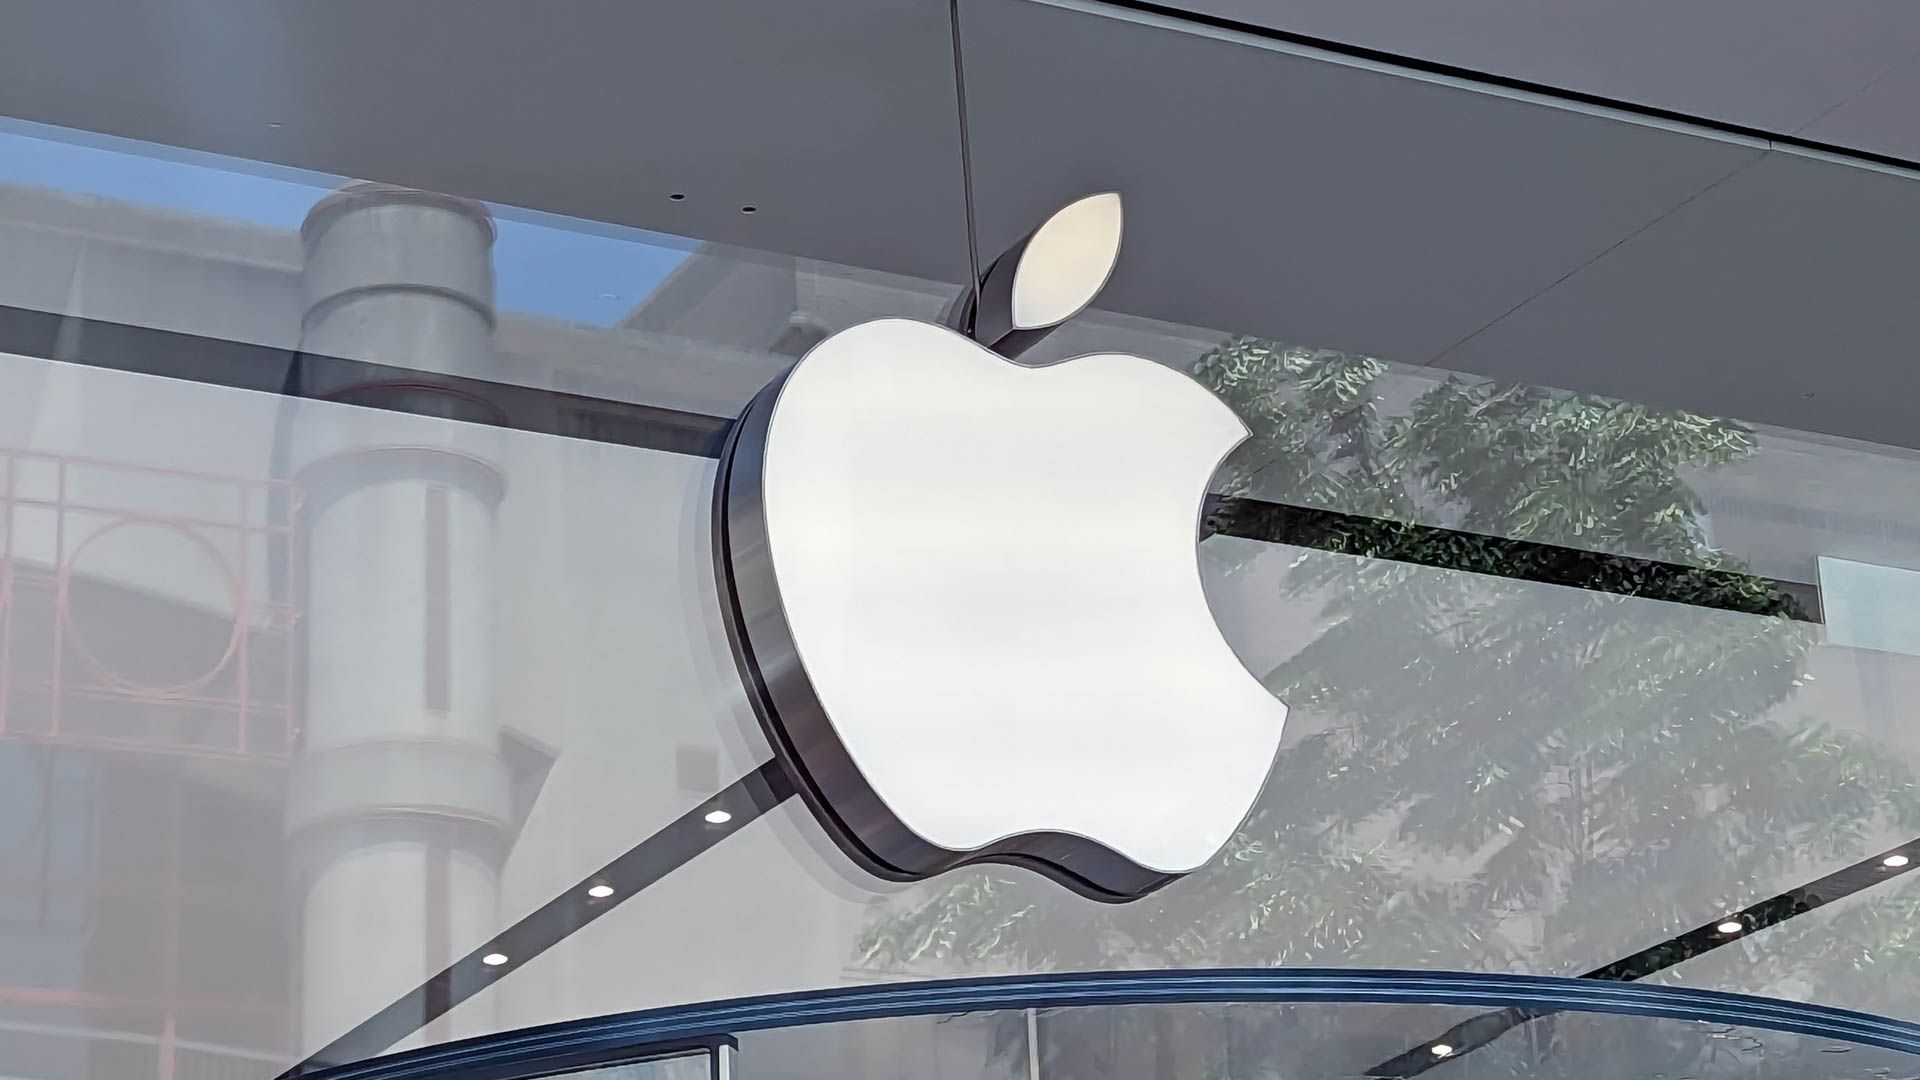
[714, 193, 1288, 902]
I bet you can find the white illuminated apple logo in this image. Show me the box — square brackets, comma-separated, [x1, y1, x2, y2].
[715, 193, 1287, 901]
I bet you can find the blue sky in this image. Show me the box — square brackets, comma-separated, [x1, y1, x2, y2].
[0, 120, 692, 326]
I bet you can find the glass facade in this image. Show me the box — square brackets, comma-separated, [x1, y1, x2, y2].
[3, 2, 1920, 1078]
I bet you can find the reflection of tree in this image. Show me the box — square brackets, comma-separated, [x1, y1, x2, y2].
[856, 338, 1920, 1074]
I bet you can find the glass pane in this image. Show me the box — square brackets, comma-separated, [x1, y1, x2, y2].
[0, 117, 962, 419]
[1650, 863, 1920, 1027]
[12, 341, 1920, 1067]
[567, 1051, 715, 1080]
[5, 1, 1920, 1074]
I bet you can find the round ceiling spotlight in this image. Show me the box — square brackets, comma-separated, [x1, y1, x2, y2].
[587, 884, 616, 899]
[705, 809, 734, 825]
[740, 205, 758, 214]
[1430, 1044, 1454, 1058]
[482, 952, 510, 967]
[1884, 853, 1910, 868]
[669, 193, 686, 201]
[1716, 920, 1744, 935]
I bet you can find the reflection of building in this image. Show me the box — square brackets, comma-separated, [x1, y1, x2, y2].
[284, 183, 516, 1054]
[0, 443, 295, 1077]
[15, 0, 1920, 1072]
[10, 141, 1920, 1080]
[0, 177, 953, 1075]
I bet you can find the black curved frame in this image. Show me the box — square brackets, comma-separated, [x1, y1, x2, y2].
[299, 968, 1920, 1080]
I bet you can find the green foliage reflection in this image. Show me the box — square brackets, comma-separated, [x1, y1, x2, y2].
[856, 338, 1920, 1075]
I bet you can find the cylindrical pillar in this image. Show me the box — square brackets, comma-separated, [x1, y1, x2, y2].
[285, 183, 511, 1055]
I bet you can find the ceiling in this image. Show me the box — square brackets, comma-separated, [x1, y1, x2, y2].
[1169, 0, 1920, 162]
[0, 0, 975, 284]
[961, 0, 1920, 451]
[3, 0, 1920, 449]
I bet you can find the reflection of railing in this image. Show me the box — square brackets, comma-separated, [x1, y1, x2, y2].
[0, 1014, 284, 1080]
[0, 448, 300, 761]
[0, 766, 290, 1080]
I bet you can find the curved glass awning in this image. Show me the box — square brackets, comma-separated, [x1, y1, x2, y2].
[301, 970, 1920, 1080]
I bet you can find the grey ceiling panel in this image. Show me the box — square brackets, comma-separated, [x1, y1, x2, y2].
[1439, 151, 1920, 449]
[0, 0, 974, 284]
[1157, 0, 1920, 153]
[1798, 56, 1920, 165]
[959, 0, 1763, 366]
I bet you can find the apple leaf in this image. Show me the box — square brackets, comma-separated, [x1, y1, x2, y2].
[1009, 192, 1123, 330]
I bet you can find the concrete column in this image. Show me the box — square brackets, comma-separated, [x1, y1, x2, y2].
[284, 184, 512, 1054]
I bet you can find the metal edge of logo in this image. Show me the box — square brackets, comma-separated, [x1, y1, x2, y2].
[710, 354, 1177, 903]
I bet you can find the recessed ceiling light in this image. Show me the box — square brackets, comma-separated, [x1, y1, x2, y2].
[1884, 854, 1910, 868]
[1430, 1044, 1453, 1058]
[482, 952, 509, 967]
[704, 809, 733, 825]
[587, 884, 615, 899]
[1716, 920, 1744, 935]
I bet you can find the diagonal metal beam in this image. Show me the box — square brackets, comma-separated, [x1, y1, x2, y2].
[1364, 840, 1920, 1076]
[277, 762, 795, 1079]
